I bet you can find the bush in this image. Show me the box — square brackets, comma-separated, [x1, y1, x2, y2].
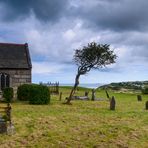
[17, 84, 32, 101]
[142, 87, 148, 94]
[3, 87, 13, 103]
[17, 84, 50, 104]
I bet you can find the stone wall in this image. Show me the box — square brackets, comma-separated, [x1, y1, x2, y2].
[0, 69, 31, 98]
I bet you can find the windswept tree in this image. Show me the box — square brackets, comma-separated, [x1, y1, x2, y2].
[66, 42, 117, 104]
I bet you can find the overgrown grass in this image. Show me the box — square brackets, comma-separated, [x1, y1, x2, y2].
[0, 87, 148, 148]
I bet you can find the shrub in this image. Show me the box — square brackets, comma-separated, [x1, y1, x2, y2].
[17, 84, 50, 104]
[146, 101, 148, 110]
[142, 87, 148, 94]
[17, 84, 32, 101]
[3, 87, 13, 103]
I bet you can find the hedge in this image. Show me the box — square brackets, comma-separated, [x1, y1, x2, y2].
[142, 87, 148, 94]
[17, 84, 50, 104]
[3, 87, 13, 103]
[17, 84, 33, 101]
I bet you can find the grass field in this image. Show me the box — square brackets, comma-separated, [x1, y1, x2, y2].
[0, 87, 148, 148]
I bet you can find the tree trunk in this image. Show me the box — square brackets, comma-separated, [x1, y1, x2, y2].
[65, 73, 80, 104]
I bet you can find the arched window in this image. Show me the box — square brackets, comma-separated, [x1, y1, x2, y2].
[1, 73, 5, 90]
[0, 73, 10, 90]
[6, 75, 10, 87]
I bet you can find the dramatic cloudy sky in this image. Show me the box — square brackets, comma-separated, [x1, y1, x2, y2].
[0, 0, 148, 84]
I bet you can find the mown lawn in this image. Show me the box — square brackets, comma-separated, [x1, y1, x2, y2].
[0, 87, 148, 148]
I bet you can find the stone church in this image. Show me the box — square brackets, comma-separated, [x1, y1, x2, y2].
[0, 43, 32, 95]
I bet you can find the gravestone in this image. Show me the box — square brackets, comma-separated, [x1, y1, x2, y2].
[145, 101, 148, 110]
[0, 115, 7, 133]
[85, 91, 89, 97]
[91, 89, 95, 101]
[7, 123, 15, 135]
[137, 95, 142, 101]
[110, 96, 116, 110]
[71, 96, 89, 100]
[0, 103, 14, 134]
[0, 122, 7, 133]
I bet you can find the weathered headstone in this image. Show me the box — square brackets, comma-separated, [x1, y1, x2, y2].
[110, 96, 116, 110]
[145, 101, 148, 110]
[7, 123, 15, 135]
[91, 89, 95, 101]
[137, 95, 142, 101]
[0, 121, 7, 133]
[0, 103, 13, 134]
[85, 91, 89, 97]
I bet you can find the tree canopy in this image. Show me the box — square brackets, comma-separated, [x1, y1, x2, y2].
[74, 42, 117, 75]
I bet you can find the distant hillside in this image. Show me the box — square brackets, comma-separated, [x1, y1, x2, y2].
[99, 81, 148, 91]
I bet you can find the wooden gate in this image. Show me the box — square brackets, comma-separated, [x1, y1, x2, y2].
[48, 82, 59, 94]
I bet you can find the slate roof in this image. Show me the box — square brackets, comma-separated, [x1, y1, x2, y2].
[0, 43, 32, 69]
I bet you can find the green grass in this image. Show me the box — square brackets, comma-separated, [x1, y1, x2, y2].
[0, 87, 148, 148]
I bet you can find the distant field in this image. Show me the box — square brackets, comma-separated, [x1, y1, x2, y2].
[0, 87, 148, 148]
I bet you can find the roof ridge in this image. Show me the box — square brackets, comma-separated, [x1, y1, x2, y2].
[24, 43, 32, 68]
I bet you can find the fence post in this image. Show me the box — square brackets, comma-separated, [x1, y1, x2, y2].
[57, 82, 59, 94]
[59, 92, 62, 101]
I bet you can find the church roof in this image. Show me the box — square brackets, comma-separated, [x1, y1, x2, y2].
[0, 43, 32, 69]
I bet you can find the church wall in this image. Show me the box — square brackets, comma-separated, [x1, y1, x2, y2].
[0, 69, 31, 99]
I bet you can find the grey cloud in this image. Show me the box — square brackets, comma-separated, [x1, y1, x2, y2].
[0, 0, 68, 21]
[93, 29, 148, 64]
[72, 0, 148, 31]
[0, 0, 148, 75]
[1, 0, 148, 32]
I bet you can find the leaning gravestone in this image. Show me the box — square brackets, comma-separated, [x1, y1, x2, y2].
[137, 95, 142, 101]
[105, 90, 110, 99]
[145, 101, 148, 110]
[110, 96, 116, 110]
